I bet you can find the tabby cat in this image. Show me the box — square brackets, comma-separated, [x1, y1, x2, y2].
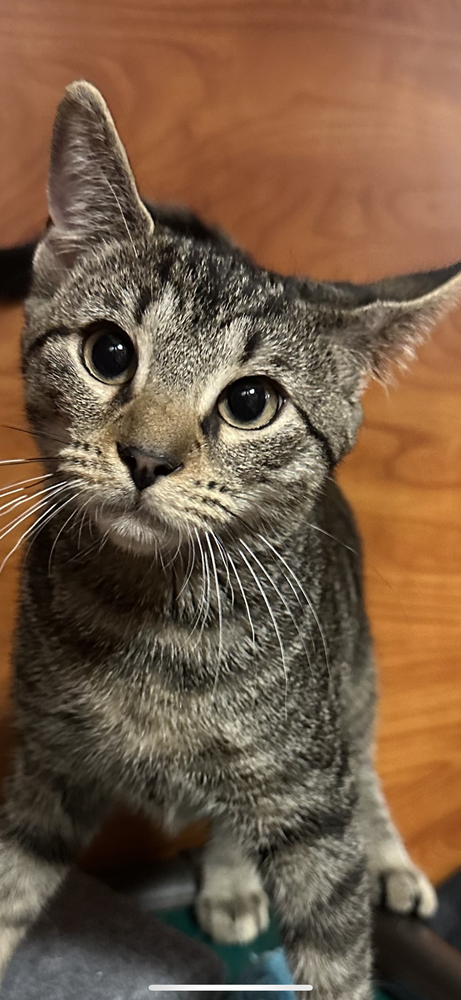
[0, 82, 459, 999]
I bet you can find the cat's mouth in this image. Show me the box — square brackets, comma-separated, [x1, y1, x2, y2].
[94, 504, 183, 555]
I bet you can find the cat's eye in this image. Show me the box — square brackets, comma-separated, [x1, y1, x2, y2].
[217, 377, 281, 430]
[82, 323, 137, 384]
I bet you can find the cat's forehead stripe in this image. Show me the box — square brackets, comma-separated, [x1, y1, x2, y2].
[23, 324, 72, 364]
[240, 330, 260, 365]
[135, 288, 152, 325]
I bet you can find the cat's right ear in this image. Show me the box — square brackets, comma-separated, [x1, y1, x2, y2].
[35, 81, 153, 281]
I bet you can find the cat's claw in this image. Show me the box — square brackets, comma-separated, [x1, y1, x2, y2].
[372, 865, 437, 917]
[196, 885, 270, 944]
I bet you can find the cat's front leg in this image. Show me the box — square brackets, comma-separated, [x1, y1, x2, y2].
[197, 821, 270, 944]
[260, 815, 372, 999]
[0, 744, 107, 988]
[356, 751, 437, 917]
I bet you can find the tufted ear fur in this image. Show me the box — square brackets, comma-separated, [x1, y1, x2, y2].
[35, 81, 153, 280]
[321, 262, 461, 388]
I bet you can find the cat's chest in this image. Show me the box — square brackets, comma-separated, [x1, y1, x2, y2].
[91, 646, 258, 765]
[57, 556, 248, 667]
[90, 678, 269, 817]
[49, 555, 307, 770]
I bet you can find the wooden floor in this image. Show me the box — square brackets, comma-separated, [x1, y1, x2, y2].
[1, 0, 461, 882]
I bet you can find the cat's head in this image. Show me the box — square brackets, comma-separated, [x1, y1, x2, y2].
[22, 81, 461, 555]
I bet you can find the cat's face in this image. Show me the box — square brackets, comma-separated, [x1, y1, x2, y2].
[21, 82, 461, 555]
[24, 234, 354, 554]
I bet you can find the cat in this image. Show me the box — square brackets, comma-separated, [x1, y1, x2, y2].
[0, 80, 459, 999]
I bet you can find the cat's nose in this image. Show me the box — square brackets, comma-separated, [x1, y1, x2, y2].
[117, 444, 182, 491]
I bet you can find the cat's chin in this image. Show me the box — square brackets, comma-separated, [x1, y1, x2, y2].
[95, 511, 170, 556]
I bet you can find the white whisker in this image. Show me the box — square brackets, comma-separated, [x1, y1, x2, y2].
[0, 480, 65, 521]
[0, 478, 82, 546]
[0, 458, 44, 466]
[184, 528, 207, 647]
[200, 536, 212, 637]
[16, 492, 81, 571]
[257, 533, 330, 679]
[210, 531, 235, 607]
[47, 501, 82, 574]
[0, 485, 69, 544]
[0, 492, 44, 519]
[0, 487, 77, 575]
[0, 472, 53, 499]
[176, 532, 196, 600]
[162, 532, 183, 572]
[196, 530, 211, 629]
[240, 538, 312, 674]
[69, 507, 105, 563]
[77, 497, 94, 550]
[188, 529, 211, 646]
[205, 533, 223, 684]
[307, 521, 357, 556]
[225, 548, 256, 652]
[97, 527, 111, 554]
[238, 545, 288, 716]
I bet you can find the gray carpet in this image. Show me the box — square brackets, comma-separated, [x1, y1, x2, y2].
[2, 869, 224, 999]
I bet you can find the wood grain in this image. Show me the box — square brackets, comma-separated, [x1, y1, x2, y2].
[1, 0, 461, 882]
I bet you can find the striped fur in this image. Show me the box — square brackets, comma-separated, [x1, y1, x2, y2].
[0, 81, 458, 997]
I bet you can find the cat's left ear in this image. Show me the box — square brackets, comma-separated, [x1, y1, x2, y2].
[325, 262, 461, 387]
[36, 80, 153, 276]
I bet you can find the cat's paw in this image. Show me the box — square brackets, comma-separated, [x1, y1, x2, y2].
[196, 884, 270, 944]
[371, 865, 437, 917]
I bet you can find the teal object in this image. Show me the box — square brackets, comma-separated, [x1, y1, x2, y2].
[156, 905, 391, 997]
[157, 905, 280, 983]
[236, 948, 295, 996]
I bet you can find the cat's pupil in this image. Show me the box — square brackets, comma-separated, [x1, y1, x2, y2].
[226, 379, 267, 422]
[91, 331, 134, 378]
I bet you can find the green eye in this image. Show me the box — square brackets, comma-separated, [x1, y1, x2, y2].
[217, 377, 281, 429]
[83, 322, 137, 384]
